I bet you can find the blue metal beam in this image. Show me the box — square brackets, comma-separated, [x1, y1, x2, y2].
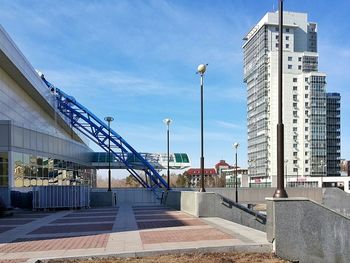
[40, 75, 169, 196]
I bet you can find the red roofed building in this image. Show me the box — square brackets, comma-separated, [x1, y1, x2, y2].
[215, 160, 231, 171]
[184, 168, 217, 187]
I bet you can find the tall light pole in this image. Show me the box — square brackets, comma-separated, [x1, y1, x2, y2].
[163, 118, 172, 190]
[233, 143, 239, 202]
[273, 0, 288, 198]
[197, 64, 208, 192]
[104, 116, 114, 192]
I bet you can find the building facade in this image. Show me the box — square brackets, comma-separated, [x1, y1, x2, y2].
[0, 25, 96, 206]
[326, 93, 341, 176]
[184, 168, 217, 187]
[243, 12, 340, 187]
[221, 167, 248, 188]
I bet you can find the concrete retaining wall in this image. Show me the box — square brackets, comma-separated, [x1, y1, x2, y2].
[322, 188, 350, 217]
[201, 187, 323, 204]
[90, 191, 114, 207]
[163, 190, 181, 210]
[115, 188, 160, 206]
[267, 198, 350, 263]
[164, 191, 266, 231]
[92, 188, 161, 206]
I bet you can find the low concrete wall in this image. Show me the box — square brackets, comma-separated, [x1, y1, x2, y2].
[164, 191, 266, 231]
[115, 188, 160, 206]
[90, 191, 113, 207]
[91, 188, 161, 206]
[180, 191, 199, 216]
[267, 198, 350, 263]
[203, 187, 323, 204]
[163, 190, 182, 210]
[322, 188, 350, 217]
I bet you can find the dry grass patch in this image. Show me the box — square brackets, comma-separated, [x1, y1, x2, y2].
[47, 252, 290, 263]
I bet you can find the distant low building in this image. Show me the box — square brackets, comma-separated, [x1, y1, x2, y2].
[215, 160, 231, 173]
[221, 167, 248, 188]
[184, 168, 217, 187]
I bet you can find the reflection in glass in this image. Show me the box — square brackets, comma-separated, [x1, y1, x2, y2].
[11, 152, 96, 188]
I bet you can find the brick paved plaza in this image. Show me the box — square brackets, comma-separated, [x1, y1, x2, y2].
[0, 205, 270, 263]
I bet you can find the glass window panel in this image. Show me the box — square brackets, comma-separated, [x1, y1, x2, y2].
[36, 178, 43, 186]
[23, 178, 30, 187]
[31, 166, 38, 178]
[43, 167, 48, 177]
[67, 161, 73, 170]
[48, 158, 54, 169]
[29, 155, 37, 166]
[30, 179, 37, 186]
[37, 157, 43, 166]
[37, 167, 43, 178]
[54, 159, 60, 168]
[15, 178, 24, 187]
[42, 157, 48, 168]
[23, 154, 30, 165]
[0, 175, 9, 186]
[0, 162, 8, 175]
[24, 165, 31, 177]
[0, 153, 8, 163]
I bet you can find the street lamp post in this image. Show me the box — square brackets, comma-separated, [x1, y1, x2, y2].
[273, 0, 288, 198]
[197, 64, 208, 192]
[163, 118, 172, 190]
[233, 143, 239, 202]
[104, 116, 114, 192]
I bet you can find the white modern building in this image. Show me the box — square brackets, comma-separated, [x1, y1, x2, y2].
[326, 93, 341, 176]
[0, 25, 96, 207]
[243, 12, 340, 187]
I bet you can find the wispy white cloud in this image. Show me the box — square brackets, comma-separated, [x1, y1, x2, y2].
[215, 120, 245, 130]
[41, 67, 189, 97]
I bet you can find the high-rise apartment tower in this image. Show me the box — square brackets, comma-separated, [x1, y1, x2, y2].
[243, 12, 328, 187]
[326, 93, 341, 176]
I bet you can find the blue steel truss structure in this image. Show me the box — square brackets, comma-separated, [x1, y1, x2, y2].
[39, 75, 169, 196]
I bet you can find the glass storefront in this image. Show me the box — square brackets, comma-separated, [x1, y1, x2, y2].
[0, 153, 8, 186]
[12, 152, 96, 188]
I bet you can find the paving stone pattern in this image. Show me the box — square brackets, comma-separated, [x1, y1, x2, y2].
[0, 204, 269, 262]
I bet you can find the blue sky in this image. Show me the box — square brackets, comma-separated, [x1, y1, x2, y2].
[1, 0, 349, 177]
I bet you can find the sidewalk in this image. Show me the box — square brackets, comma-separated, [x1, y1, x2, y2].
[0, 205, 271, 263]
